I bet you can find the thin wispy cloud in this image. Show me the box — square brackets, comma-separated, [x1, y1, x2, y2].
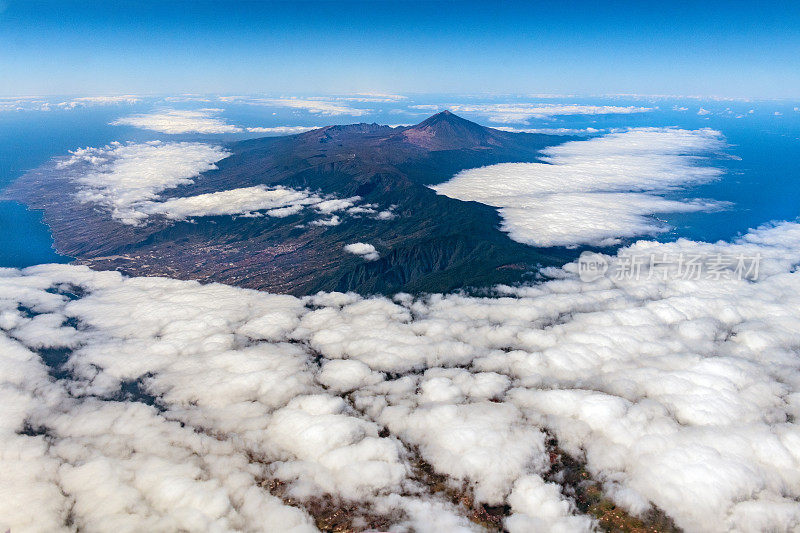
[339, 92, 407, 102]
[58, 95, 140, 109]
[220, 96, 371, 116]
[492, 126, 604, 135]
[408, 104, 440, 112]
[425, 103, 655, 123]
[245, 125, 321, 135]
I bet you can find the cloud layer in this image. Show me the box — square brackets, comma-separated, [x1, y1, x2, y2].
[433, 128, 727, 247]
[412, 103, 654, 123]
[245, 126, 321, 135]
[58, 141, 230, 224]
[111, 108, 244, 134]
[2, 221, 800, 531]
[144, 186, 360, 220]
[492, 126, 604, 135]
[220, 96, 371, 116]
[58, 95, 141, 109]
[55, 142, 385, 226]
[111, 108, 319, 135]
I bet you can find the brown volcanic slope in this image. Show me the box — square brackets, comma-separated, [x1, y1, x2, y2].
[7, 112, 576, 295]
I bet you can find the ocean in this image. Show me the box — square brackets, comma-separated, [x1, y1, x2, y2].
[1, 96, 798, 268]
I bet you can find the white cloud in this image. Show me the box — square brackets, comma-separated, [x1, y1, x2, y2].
[52, 142, 383, 226]
[432, 128, 726, 247]
[222, 97, 370, 116]
[111, 108, 243, 134]
[375, 208, 397, 220]
[313, 198, 359, 214]
[492, 126, 603, 135]
[344, 242, 380, 261]
[2, 221, 800, 531]
[0, 96, 53, 111]
[142, 186, 325, 219]
[0, 95, 138, 112]
[603, 93, 755, 102]
[245, 126, 320, 135]
[310, 215, 341, 226]
[163, 95, 214, 103]
[339, 93, 407, 102]
[57, 141, 230, 224]
[698, 107, 712, 115]
[58, 95, 140, 109]
[505, 476, 594, 532]
[446, 103, 654, 123]
[496, 193, 723, 247]
[143, 188, 361, 221]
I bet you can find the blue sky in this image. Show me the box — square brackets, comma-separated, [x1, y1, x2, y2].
[1, 0, 799, 98]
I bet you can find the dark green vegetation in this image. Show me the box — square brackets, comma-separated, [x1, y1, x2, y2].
[9, 112, 575, 295]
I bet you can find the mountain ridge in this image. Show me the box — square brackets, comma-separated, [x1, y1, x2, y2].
[7, 112, 577, 295]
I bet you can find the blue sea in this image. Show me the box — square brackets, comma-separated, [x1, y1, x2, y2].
[2, 96, 799, 268]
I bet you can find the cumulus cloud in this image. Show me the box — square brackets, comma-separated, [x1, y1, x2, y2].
[309, 215, 342, 226]
[446, 103, 654, 123]
[0, 96, 54, 112]
[433, 128, 727, 247]
[111, 108, 243, 134]
[698, 107, 712, 115]
[57, 141, 230, 224]
[505, 476, 594, 532]
[0, 95, 138, 112]
[53, 142, 382, 226]
[344, 243, 380, 261]
[142, 186, 324, 219]
[314, 198, 360, 214]
[0, 94, 140, 112]
[2, 220, 800, 531]
[142, 187, 360, 221]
